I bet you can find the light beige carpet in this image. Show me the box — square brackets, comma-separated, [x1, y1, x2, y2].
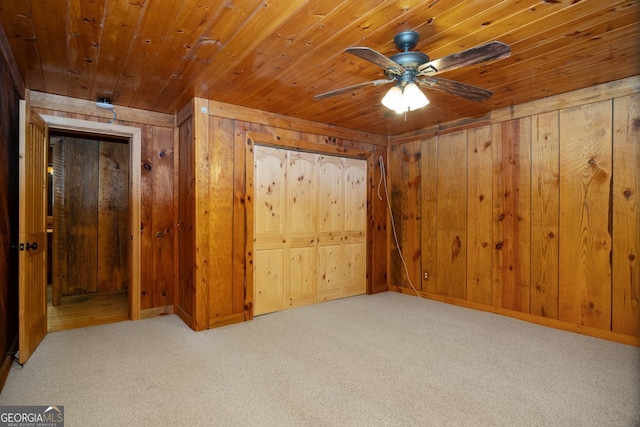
[1, 291, 639, 426]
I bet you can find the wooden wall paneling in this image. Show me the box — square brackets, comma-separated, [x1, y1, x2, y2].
[232, 122, 249, 317]
[177, 113, 195, 324]
[243, 132, 255, 318]
[97, 139, 129, 294]
[150, 126, 175, 308]
[239, 122, 267, 319]
[343, 158, 367, 297]
[466, 126, 493, 304]
[558, 101, 613, 330]
[530, 111, 560, 319]
[0, 27, 22, 388]
[369, 146, 388, 295]
[253, 145, 287, 315]
[388, 141, 421, 289]
[612, 94, 640, 337]
[287, 151, 318, 309]
[140, 124, 154, 309]
[29, 92, 175, 129]
[207, 100, 387, 147]
[206, 116, 236, 325]
[435, 131, 467, 299]
[63, 137, 100, 297]
[420, 136, 438, 294]
[492, 118, 532, 312]
[192, 99, 212, 330]
[51, 140, 64, 306]
[317, 154, 344, 302]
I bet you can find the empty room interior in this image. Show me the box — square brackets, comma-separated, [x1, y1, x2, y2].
[0, 1, 639, 425]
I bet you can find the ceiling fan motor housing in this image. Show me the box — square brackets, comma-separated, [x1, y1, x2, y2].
[387, 31, 430, 85]
[394, 31, 420, 51]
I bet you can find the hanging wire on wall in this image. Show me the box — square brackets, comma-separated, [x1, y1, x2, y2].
[377, 154, 421, 298]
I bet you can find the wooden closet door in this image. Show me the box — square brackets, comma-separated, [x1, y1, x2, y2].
[253, 146, 366, 315]
[253, 146, 287, 315]
[317, 155, 343, 302]
[343, 159, 367, 297]
[286, 151, 317, 309]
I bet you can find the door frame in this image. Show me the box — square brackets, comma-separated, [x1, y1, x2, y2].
[40, 114, 142, 320]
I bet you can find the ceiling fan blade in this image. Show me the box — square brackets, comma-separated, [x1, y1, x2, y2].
[346, 47, 405, 75]
[417, 41, 510, 76]
[314, 79, 394, 100]
[418, 77, 493, 102]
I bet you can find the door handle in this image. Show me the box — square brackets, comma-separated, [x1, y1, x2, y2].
[17, 242, 39, 251]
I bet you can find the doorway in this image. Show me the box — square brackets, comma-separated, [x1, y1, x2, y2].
[46, 131, 130, 332]
[40, 115, 142, 331]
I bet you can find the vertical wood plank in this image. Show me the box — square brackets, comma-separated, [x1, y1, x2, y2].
[64, 137, 99, 296]
[492, 118, 532, 312]
[139, 124, 154, 309]
[97, 140, 129, 294]
[612, 94, 640, 337]
[151, 126, 175, 308]
[531, 111, 560, 318]
[436, 131, 467, 298]
[233, 122, 249, 317]
[178, 112, 195, 321]
[207, 116, 235, 319]
[51, 139, 64, 305]
[559, 100, 613, 330]
[389, 141, 421, 290]
[244, 133, 255, 317]
[467, 126, 493, 304]
[370, 147, 388, 294]
[420, 137, 438, 293]
[193, 98, 210, 330]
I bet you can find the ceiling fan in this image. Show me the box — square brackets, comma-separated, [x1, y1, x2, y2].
[314, 31, 511, 113]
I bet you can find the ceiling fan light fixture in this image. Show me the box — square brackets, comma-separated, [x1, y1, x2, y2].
[381, 85, 405, 114]
[403, 82, 429, 111]
[381, 83, 429, 114]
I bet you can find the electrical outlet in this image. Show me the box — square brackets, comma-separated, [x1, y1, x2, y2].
[423, 271, 429, 280]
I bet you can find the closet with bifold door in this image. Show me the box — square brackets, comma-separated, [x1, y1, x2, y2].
[253, 145, 367, 316]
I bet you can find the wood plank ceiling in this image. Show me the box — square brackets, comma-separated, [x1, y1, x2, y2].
[1, 0, 638, 136]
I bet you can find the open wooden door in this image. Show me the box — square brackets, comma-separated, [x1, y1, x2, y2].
[18, 100, 48, 364]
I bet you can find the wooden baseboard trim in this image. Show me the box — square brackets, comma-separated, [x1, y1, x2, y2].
[208, 313, 246, 329]
[0, 334, 18, 393]
[388, 285, 640, 347]
[176, 306, 194, 330]
[140, 305, 174, 319]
